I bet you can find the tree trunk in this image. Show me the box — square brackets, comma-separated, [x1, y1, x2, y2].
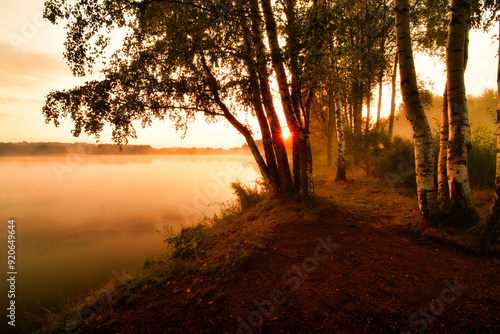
[326, 134, 333, 167]
[376, 69, 383, 129]
[260, 0, 314, 200]
[299, 90, 315, 200]
[354, 83, 363, 137]
[349, 103, 354, 132]
[326, 87, 335, 167]
[353, 82, 363, 165]
[437, 83, 450, 213]
[335, 97, 347, 181]
[394, 0, 437, 221]
[365, 88, 371, 133]
[476, 21, 500, 243]
[248, 0, 294, 193]
[299, 134, 314, 201]
[446, 0, 478, 227]
[242, 27, 281, 189]
[388, 53, 398, 139]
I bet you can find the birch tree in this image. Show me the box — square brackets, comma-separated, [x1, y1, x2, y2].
[394, 0, 438, 220]
[437, 84, 451, 212]
[388, 53, 398, 139]
[335, 98, 347, 181]
[446, 0, 479, 226]
[42, 0, 317, 200]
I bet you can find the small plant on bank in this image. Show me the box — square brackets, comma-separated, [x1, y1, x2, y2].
[231, 179, 268, 211]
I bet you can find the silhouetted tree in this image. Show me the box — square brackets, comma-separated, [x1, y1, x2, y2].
[43, 0, 320, 200]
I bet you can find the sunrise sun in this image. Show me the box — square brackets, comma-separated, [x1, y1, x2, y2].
[282, 127, 291, 140]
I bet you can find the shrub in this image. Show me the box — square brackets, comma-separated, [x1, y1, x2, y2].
[469, 125, 495, 188]
[164, 224, 212, 260]
[230, 179, 266, 211]
[374, 136, 417, 190]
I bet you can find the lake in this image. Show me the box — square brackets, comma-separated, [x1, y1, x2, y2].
[0, 154, 259, 331]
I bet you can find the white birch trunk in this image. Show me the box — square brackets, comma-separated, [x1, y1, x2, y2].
[335, 98, 347, 181]
[376, 71, 383, 129]
[437, 84, 450, 213]
[388, 53, 398, 139]
[394, 0, 437, 220]
[446, 0, 478, 226]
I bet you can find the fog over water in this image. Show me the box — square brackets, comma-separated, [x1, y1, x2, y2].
[0, 155, 259, 328]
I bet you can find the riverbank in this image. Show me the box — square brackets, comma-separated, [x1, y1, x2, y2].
[39, 169, 500, 333]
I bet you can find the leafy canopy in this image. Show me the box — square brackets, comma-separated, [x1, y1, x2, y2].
[43, 0, 263, 144]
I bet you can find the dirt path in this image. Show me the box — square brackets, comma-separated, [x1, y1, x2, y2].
[86, 176, 500, 333]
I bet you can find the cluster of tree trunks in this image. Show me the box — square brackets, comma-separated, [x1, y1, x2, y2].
[394, 0, 485, 228]
[42, 0, 500, 239]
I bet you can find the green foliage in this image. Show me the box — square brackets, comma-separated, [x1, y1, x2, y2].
[157, 182, 268, 274]
[420, 88, 434, 111]
[374, 136, 417, 190]
[230, 179, 267, 211]
[42, 0, 261, 144]
[354, 127, 392, 176]
[163, 224, 211, 260]
[411, 0, 449, 56]
[469, 125, 496, 188]
[372, 124, 496, 191]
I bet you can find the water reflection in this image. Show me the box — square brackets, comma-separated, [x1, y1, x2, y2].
[0, 154, 258, 329]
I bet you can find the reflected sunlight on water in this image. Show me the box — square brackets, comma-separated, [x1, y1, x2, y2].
[0, 154, 259, 327]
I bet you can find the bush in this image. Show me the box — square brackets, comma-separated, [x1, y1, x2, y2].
[164, 224, 212, 260]
[374, 136, 417, 190]
[231, 180, 266, 211]
[469, 125, 495, 188]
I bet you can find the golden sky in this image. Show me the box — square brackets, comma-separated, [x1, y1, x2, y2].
[0, 0, 497, 148]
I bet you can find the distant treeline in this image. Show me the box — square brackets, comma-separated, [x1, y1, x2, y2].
[0, 142, 251, 156]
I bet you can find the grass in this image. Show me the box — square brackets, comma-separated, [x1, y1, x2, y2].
[34, 162, 500, 332]
[36, 180, 269, 333]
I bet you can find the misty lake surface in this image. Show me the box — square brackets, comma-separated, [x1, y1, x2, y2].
[0, 154, 259, 328]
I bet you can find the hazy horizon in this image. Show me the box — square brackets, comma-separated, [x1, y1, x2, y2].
[0, 154, 260, 330]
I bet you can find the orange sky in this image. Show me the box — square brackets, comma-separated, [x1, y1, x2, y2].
[0, 0, 497, 149]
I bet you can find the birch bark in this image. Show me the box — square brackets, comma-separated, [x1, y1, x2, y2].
[394, 0, 437, 220]
[446, 0, 478, 226]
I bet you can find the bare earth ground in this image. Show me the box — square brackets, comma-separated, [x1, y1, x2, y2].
[82, 171, 500, 334]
